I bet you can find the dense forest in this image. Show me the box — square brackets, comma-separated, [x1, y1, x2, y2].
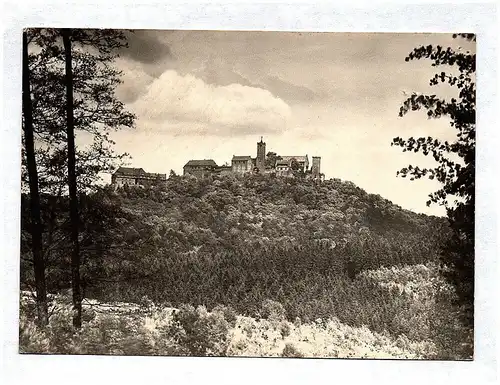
[21, 174, 451, 341]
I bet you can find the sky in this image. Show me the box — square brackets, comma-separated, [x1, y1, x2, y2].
[87, 31, 475, 217]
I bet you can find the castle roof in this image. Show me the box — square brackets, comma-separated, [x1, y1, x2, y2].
[184, 159, 218, 168]
[232, 155, 252, 161]
[114, 167, 146, 176]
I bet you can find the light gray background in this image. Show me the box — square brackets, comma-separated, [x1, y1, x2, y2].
[1, 1, 497, 384]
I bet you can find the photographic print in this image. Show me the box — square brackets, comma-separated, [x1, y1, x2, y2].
[19, 29, 475, 359]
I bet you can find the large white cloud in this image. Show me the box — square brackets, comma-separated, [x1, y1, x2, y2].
[115, 58, 156, 103]
[130, 70, 292, 136]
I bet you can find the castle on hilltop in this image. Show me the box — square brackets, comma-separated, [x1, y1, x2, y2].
[111, 137, 324, 187]
[183, 137, 324, 181]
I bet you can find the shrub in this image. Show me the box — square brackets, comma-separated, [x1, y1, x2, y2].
[282, 343, 303, 358]
[212, 304, 238, 328]
[19, 316, 50, 353]
[163, 304, 230, 356]
[279, 321, 291, 339]
[228, 338, 248, 354]
[260, 299, 286, 323]
[81, 307, 97, 323]
[76, 313, 154, 355]
[429, 289, 474, 360]
[19, 295, 157, 356]
[242, 321, 254, 337]
[45, 306, 77, 353]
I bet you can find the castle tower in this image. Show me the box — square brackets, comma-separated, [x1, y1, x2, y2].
[311, 156, 321, 179]
[256, 136, 266, 172]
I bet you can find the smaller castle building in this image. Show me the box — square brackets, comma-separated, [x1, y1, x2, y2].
[112, 167, 167, 187]
[231, 155, 253, 174]
[183, 159, 219, 178]
[275, 155, 309, 177]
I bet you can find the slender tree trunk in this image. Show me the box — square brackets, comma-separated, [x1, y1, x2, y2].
[22, 31, 49, 327]
[62, 29, 82, 328]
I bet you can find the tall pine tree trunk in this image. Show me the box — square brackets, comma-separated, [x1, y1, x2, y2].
[62, 29, 82, 328]
[22, 31, 48, 327]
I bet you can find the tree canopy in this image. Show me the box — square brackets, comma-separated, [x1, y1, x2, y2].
[23, 29, 135, 194]
[392, 34, 475, 324]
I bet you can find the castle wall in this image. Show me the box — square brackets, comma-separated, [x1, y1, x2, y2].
[232, 159, 253, 174]
[113, 176, 137, 186]
[184, 166, 213, 178]
[113, 172, 166, 186]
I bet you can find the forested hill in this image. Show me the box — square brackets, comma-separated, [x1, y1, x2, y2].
[21, 173, 450, 328]
[114, 173, 448, 264]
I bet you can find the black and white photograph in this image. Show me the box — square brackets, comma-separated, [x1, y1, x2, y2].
[17, 28, 476, 360]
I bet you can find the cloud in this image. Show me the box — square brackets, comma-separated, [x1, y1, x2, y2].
[188, 60, 325, 104]
[120, 30, 174, 64]
[262, 76, 326, 103]
[115, 58, 156, 103]
[130, 70, 292, 136]
[189, 57, 258, 89]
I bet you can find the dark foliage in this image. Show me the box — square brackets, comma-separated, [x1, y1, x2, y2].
[22, 28, 136, 195]
[392, 34, 475, 325]
[22, 28, 136, 327]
